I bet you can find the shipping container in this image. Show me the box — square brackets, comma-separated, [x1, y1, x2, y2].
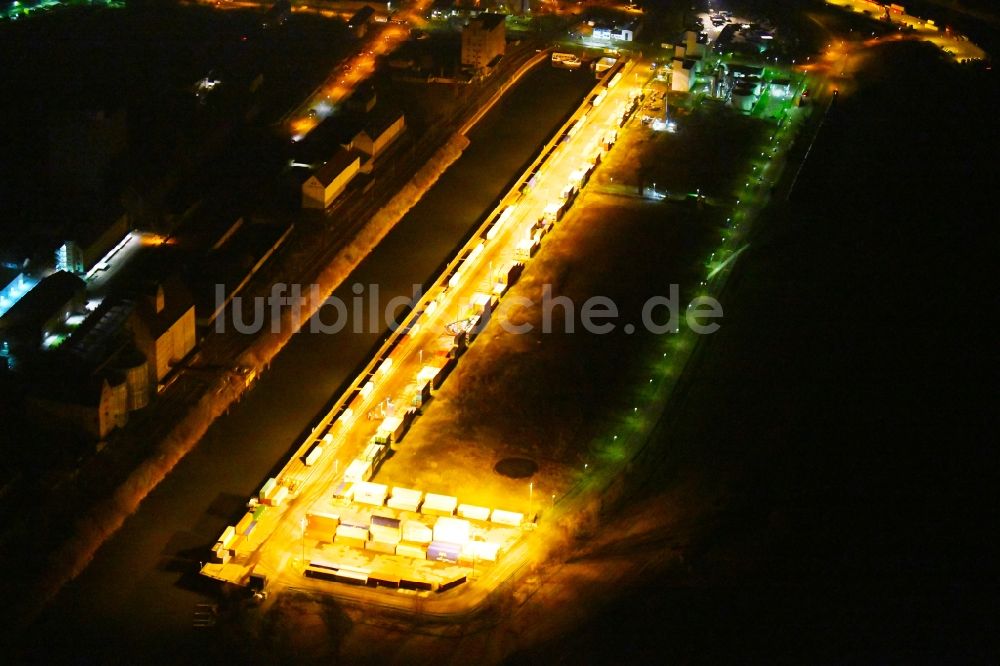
[409, 380, 432, 408]
[335, 524, 369, 543]
[427, 541, 462, 563]
[370, 526, 401, 544]
[433, 516, 471, 545]
[371, 514, 401, 529]
[369, 571, 401, 588]
[401, 519, 433, 544]
[307, 509, 341, 535]
[264, 485, 288, 507]
[303, 444, 323, 466]
[395, 543, 427, 560]
[353, 481, 389, 507]
[465, 540, 502, 562]
[437, 575, 467, 593]
[514, 237, 540, 261]
[364, 442, 386, 465]
[397, 407, 417, 442]
[422, 493, 458, 516]
[375, 416, 405, 445]
[339, 509, 370, 529]
[458, 504, 491, 522]
[365, 540, 397, 555]
[486, 206, 516, 241]
[235, 512, 254, 535]
[467, 292, 491, 319]
[417, 363, 442, 386]
[490, 509, 524, 527]
[433, 356, 457, 390]
[334, 569, 369, 585]
[542, 201, 563, 223]
[217, 525, 236, 549]
[388, 487, 423, 512]
[332, 481, 355, 501]
[360, 380, 375, 400]
[344, 458, 373, 483]
[259, 477, 278, 501]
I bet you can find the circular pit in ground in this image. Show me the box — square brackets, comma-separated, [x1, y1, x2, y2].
[494, 457, 538, 479]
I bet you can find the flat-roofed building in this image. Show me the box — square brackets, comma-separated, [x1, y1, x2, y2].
[0, 270, 86, 365]
[671, 57, 701, 92]
[55, 206, 131, 276]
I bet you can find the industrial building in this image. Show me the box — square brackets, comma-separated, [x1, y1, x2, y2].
[0, 270, 86, 367]
[348, 5, 376, 38]
[671, 58, 700, 92]
[130, 276, 196, 385]
[2, 271, 193, 441]
[302, 148, 362, 209]
[344, 82, 378, 114]
[67, 301, 151, 411]
[26, 364, 129, 441]
[593, 25, 634, 42]
[54, 207, 132, 276]
[674, 30, 707, 60]
[461, 13, 506, 71]
[353, 109, 406, 160]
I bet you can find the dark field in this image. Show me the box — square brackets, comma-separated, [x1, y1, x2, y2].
[509, 40, 997, 663]
[380, 193, 720, 506]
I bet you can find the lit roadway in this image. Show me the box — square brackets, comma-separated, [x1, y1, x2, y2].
[288, 1, 431, 140]
[203, 59, 649, 610]
[825, 0, 987, 61]
[191, 0, 432, 140]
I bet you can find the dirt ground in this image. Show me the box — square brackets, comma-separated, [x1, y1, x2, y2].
[375, 105, 769, 510]
[375, 190, 720, 511]
[595, 101, 772, 200]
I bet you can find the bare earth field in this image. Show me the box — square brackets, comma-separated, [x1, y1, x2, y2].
[594, 98, 772, 201]
[376, 191, 719, 511]
[374, 105, 772, 510]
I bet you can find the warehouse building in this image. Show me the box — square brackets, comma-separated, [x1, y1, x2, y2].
[302, 148, 362, 209]
[461, 13, 505, 70]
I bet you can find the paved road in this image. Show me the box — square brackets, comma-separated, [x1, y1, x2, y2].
[21, 63, 596, 662]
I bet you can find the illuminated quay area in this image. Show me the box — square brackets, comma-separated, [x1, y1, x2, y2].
[201, 59, 652, 598]
[4, 0, 995, 659]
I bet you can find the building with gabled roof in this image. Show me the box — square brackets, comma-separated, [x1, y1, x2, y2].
[129, 275, 196, 384]
[354, 108, 406, 159]
[302, 148, 362, 209]
[25, 355, 128, 441]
